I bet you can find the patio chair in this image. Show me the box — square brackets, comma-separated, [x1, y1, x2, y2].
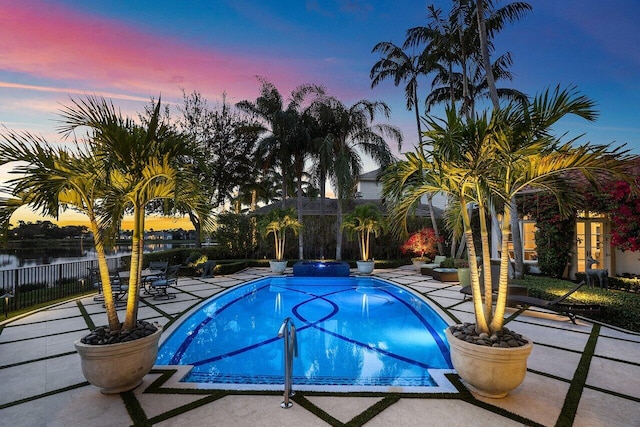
[89, 267, 127, 305]
[142, 261, 169, 295]
[88, 267, 103, 301]
[149, 265, 180, 300]
[505, 281, 600, 324]
[104, 271, 128, 306]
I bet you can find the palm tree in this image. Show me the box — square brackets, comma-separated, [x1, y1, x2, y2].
[383, 89, 631, 334]
[238, 78, 325, 259]
[342, 204, 384, 261]
[474, 0, 532, 279]
[370, 41, 445, 255]
[258, 207, 302, 261]
[0, 139, 123, 330]
[312, 98, 402, 260]
[56, 96, 212, 331]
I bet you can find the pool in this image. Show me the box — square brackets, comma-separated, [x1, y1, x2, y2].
[156, 276, 456, 393]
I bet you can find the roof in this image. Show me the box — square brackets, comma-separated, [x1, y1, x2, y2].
[251, 197, 441, 217]
[359, 168, 384, 182]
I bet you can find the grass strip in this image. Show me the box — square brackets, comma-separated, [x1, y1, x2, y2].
[449, 371, 544, 426]
[121, 390, 150, 426]
[555, 323, 600, 427]
[0, 327, 89, 345]
[146, 392, 228, 425]
[292, 394, 344, 426]
[584, 384, 640, 403]
[76, 300, 95, 330]
[422, 295, 461, 324]
[0, 381, 89, 410]
[137, 297, 173, 320]
[344, 395, 400, 427]
[0, 351, 77, 370]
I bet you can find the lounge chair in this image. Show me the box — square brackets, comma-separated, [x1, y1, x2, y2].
[460, 283, 528, 303]
[149, 265, 180, 300]
[420, 255, 447, 276]
[506, 281, 599, 324]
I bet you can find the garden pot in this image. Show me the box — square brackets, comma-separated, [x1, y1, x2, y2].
[412, 258, 428, 271]
[74, 324, 163, 394]
[445, 326, 533, 398]
[356, 260, 375, 275]
[269, 260, 288, 274]
[457, 267, 471, 286]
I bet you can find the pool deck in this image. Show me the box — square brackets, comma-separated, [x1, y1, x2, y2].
[1, 266, 639, 426]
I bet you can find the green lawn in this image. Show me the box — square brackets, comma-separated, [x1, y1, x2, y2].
[511, 275, 640, 333]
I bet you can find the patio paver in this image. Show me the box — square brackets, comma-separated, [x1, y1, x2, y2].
[1, 266, 639, 426]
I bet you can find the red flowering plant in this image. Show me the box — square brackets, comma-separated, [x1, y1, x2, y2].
[605, 180, 640, 251]
[585, 179, 640, 252]
[400, 228, 441, 261]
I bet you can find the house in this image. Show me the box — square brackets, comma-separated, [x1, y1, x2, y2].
[359, 167, 640, 278]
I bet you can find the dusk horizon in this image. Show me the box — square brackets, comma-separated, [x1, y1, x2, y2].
[1, 0, 639, 227]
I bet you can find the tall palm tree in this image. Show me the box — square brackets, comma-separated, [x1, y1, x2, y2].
[474, 0, 532, 278]
[313, 98, 402, 260]
[238, 78, 325, 259]
[383, 90, 631, 334]
[370, 41, 445, 254]
[57, 96, 212, 331]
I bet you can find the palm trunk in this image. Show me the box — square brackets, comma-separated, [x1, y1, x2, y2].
[188, 211, 201, 248]
[477, 198, 493, 325]
[335, 193, 343, 260]
[296, 168, 304, 260]
[123, 203, 144, 330]
[427, 196, 444, 255]
[510, 197, 524, 279]
[490, 206, 512, 333]
[476, 0, 500, 109]
[461, 195, 489, 334]
[90, 218, 120, 331]
[319, 170, 326, 259]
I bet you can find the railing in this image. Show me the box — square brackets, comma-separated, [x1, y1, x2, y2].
[277, 317, 297, 408]
[0, 257, 123, 314]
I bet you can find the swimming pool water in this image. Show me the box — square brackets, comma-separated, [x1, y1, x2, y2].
[156, 276, 453, 392]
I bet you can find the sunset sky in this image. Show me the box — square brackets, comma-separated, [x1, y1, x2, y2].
[1, 0, 639, 230]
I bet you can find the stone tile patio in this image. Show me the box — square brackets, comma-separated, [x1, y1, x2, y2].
[1, 266, 639, 426]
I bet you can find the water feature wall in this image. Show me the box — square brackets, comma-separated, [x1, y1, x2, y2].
[292, 261, 351, 277]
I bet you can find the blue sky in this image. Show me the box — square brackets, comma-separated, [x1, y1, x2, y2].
[1, 0, 639, 224]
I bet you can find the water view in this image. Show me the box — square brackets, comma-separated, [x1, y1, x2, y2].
[0, 241, 194, 271]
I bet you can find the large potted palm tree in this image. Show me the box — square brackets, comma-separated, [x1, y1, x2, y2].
[0, 96, 211, 394]
[259, 207, 301, 274]
[383, 86, 631, 397]
[342, 203, 384, 274]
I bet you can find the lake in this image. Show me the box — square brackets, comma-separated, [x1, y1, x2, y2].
[0, 240, 195, 271]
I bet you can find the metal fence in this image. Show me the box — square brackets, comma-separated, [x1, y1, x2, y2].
[0, 257, 123, 314]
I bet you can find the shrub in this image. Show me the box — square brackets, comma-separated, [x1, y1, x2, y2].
[400, 228, 440, 259]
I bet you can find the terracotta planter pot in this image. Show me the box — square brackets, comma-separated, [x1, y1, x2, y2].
[74, 325, 163, 394]
[445, 326, 533, 398]
[356, 260, 375, 275]
[269, 260, 288, 274]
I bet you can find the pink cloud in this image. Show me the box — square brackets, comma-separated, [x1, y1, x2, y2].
[0, 0, 306, 101]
